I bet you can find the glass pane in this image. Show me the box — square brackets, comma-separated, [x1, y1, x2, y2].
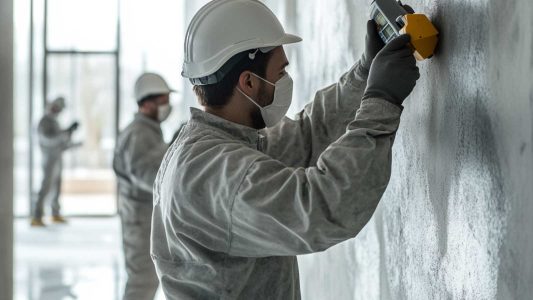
[35, 54, 117, 215]
[14, 0, 32, 217]
[47, 0, 117, 51]
[119, 0, 187, 141]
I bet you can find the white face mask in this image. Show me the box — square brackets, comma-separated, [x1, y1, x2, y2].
[157, 104, 172, 122]
[238, 73, 293, 128]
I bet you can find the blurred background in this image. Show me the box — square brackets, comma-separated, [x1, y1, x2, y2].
[12, 1, 191, 299]
[14, 0, 187, 218]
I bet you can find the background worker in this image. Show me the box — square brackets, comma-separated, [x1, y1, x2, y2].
[113, 73, 173, 300]
[31, 96, 80, 227]
[151, 0, 420, 299]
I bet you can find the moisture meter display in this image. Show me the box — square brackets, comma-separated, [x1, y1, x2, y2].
[370, 0, 406, 44]
[374, 10, 398, 42]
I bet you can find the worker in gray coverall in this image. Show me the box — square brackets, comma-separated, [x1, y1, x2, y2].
[151, 0, 420, 299]
[113, 73, 174, 300]
[31, 96, 80, 227]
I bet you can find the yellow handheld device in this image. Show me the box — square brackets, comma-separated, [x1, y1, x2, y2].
[370, 0, 439, 60]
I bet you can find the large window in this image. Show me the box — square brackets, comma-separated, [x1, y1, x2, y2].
[15, 0, 187, 217]
[30, 0, 120, 216]
[47, 0, 118, 51]
[45, 54, 118, 215]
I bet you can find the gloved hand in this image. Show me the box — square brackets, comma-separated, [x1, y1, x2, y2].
[359, 20, 385, 74]
[359, 1, 414, 74]
[363, 34, 420, 105]
[68, 121, 80, 132]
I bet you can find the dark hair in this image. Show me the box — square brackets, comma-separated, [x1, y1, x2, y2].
[137, 94, 164, 107]
[193, 49, 273, 107]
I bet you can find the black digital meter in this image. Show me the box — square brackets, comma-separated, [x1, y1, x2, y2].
[370, 0, 408, 44]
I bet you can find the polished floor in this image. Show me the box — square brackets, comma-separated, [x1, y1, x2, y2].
[14, 217, 164, 300]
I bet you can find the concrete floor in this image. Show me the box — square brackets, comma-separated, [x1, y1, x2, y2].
[14, 217, 163, 300]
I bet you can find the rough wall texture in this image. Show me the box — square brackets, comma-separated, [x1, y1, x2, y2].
[183, 0, 533, 299]
[277, 0, 533, 299]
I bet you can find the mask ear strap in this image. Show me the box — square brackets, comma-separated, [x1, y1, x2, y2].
[237, 87, 262, 109]
[251, 73, 275, 86]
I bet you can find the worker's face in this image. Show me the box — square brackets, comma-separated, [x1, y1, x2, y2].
[143, 94, 170, 120]
[241, 47, 290, 129]
[50, 105, 63, 115]
[257, 47, 290, 106]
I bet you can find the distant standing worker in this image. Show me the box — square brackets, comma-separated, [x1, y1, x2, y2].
[31, 96, 80, 227]
[113, 73, 174, 300]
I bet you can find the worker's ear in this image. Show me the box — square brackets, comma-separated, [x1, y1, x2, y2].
[238, 71, 257, 94]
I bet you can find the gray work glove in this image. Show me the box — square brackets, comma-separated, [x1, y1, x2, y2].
[359, 20, 385, 74]
[363, 34, 420, 105]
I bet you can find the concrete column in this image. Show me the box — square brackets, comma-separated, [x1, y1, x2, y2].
[0, 0, 14, 298]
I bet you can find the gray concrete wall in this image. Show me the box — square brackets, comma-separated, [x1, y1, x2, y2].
[0, 0, 14, 298]
[279, 0, 533, 299]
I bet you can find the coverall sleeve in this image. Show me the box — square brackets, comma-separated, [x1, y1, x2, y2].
[262, 60, 368, 168]
[229, 98, 401, 257]
[124, 130, 169, 193]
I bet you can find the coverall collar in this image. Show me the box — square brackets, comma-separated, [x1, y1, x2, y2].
[189, 108, 260, 144]
[134, 112, 163, 136]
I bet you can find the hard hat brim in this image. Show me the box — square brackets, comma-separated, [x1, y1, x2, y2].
[136, 88, 177, 102]
[278, 33, 302, 45]
[183, 33, 302, 80]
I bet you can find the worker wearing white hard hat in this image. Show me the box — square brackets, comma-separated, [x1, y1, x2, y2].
[31, 96, 80, 227]
[113, 72, 175, 300]
[151, 0, 420, 299]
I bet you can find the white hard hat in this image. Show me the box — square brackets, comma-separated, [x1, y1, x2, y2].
[134, 73, 174, 102]
[182, 0, 302, 85]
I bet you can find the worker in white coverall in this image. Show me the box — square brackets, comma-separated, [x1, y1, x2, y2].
[151, 0, 420, 299]
[113, 73, 174, 300]
[31, 96, 80, 227]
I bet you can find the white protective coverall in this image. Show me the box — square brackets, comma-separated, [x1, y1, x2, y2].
[113, 113, 168, 300]
[151, 61, 403, 299]
[33, 112, 75, 219]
